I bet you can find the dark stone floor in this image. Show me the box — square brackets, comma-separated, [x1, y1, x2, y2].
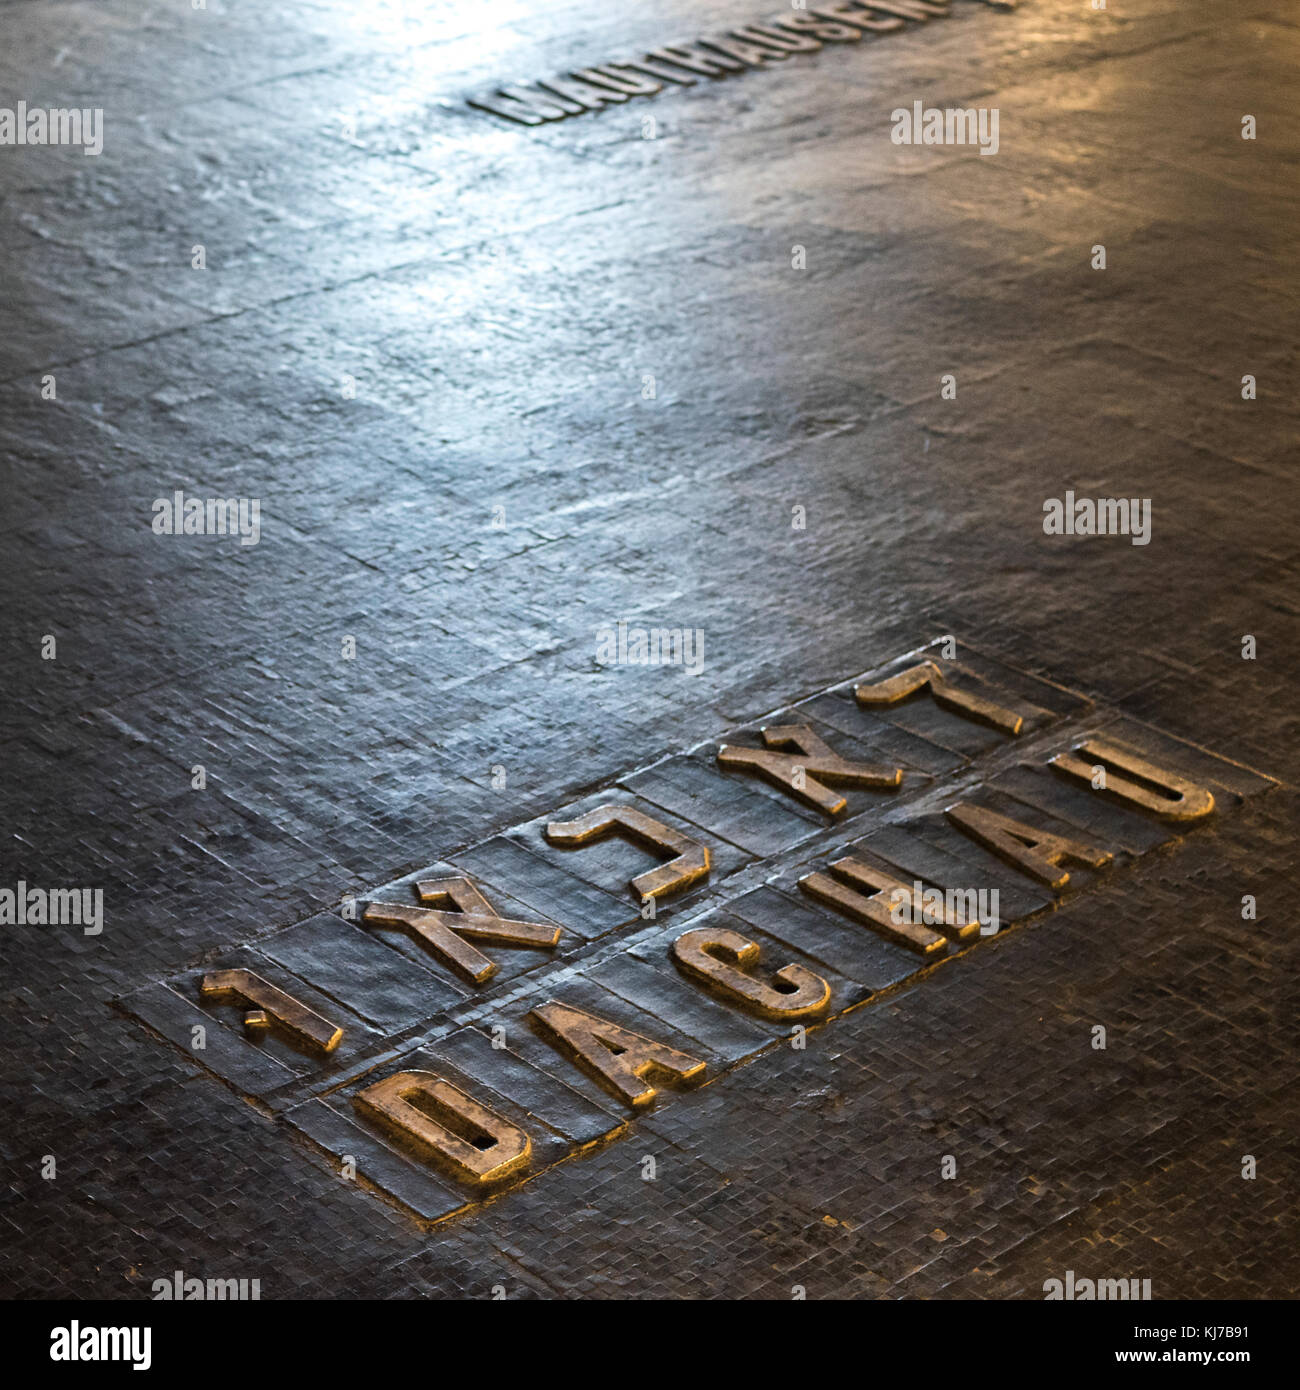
[1, 0, 1296, 1299]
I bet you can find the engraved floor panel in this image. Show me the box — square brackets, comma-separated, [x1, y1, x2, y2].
[1, 0, 1296, 1300]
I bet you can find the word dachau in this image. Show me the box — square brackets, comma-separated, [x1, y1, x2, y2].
[468, 1, 1018, 127]
[136, 640, 1272, 1224]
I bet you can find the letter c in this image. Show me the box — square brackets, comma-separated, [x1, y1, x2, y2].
[671, 926, 830, 1019]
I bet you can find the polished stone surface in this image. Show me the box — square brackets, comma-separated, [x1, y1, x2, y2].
[1, 0, 1297, 1298]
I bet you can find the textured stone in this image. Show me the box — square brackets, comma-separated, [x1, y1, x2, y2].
[1, 0, 1296, 1301]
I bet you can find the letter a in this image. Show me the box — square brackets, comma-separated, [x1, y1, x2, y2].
[946, 801, 1112, 889]
[529, 1001, 705, 1108]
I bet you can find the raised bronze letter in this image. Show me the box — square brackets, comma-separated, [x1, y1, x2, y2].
[799, 857, 979, 955]
[854, 660, 1025, 735]
[355, 1071, 530, 1185]
[529, 1001, 705, 1108]
[946, 801, 1112, 888]
[1049, 738, 1215, 822]
[717, 723, 901, 814]
[672, 926, 831, 1019]
[363, 876, 560, 984]
[200, 968, 343, 1053]
[544, 804, 710, 902]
